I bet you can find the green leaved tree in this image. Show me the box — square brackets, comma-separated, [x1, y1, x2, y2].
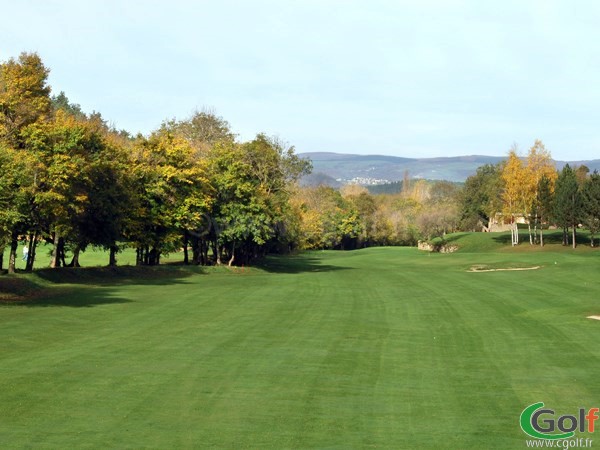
[554, 164, 582, 248]
[581, 170, 600, 247]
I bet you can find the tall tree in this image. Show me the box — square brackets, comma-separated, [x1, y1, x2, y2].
[66, 119, 133, 267]
[525, 140, 556, 244]
[21, 110, 104, 268]
[535, 175, 554, 247]
[581, 171, 600, 247]
[128, 129, 212, 266]
[554, 164, 581, 248]
[207, 134, 309, 265]
[0, 145, 35, 271]
[166, 109, 235, 156]
[0, 52, 52, 272]
[501, 148, 526, 246]
[0, 52, 51, 147]
[459, 163, 503, 231]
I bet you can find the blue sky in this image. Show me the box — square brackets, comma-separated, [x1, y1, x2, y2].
[2, 0, 600, 160]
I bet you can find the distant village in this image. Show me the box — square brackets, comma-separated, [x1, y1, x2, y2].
[336, 177, 393, 185]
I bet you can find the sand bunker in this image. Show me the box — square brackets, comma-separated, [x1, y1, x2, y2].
[587, 316, 600, 321]
[467, 265, 541, 273]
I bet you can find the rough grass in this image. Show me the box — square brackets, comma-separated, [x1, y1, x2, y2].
[1, 236, 600, 448]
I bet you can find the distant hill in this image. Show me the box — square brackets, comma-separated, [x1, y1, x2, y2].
[299, 152, 600, 184]
[299, 171, 341, 188]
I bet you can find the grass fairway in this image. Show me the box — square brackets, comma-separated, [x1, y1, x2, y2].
[1, 235, 600, 448]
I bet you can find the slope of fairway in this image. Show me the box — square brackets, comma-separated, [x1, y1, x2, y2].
[1, 245, 600, 448]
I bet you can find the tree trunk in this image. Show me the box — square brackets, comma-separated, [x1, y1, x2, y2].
[213, 241, 221, 265]
[572, 226, 577, 249]
[0, 246, 4, 270]
[148, 247, 159, 266]
[562, 228, 568, 246]
[8, 231, 18, 274]
[191, 235, 200, 264]
[202, 240, 209, 265]
[183, 229, 189, 265]
[196, 239, 203, 265]
[228, 244, 235, 267]
[109, 245, 117, 266]
[58, 237, 67, 267]
[69, 245, 81, 267]
[25, 232, 37, 271]
[50, 231, 60, 268]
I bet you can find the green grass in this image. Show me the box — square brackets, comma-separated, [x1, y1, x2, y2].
[2, 236, 600, 448]
[2, 243, 183, 271]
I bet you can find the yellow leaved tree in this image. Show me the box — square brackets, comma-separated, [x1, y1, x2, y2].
[501, 147, 526, 246]
[525, 140, 557, 245]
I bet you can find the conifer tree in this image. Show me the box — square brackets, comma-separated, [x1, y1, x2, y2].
[581, 170, 600, 247]
[554, 164, 581, 248]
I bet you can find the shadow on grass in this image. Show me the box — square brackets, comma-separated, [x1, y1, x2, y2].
[441, 233, 465, 244]
[33, 264, 203, 286]
[256, 254, 352, 274]
[15, 287, 134, 308]
[1, 265, 205, 307]
[0, 276, 135, 307]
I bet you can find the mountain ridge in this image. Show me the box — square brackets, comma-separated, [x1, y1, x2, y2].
[299, 152, 600, 184]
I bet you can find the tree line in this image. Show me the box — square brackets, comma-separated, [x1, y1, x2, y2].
[2, 53, 598, 274]
[459, 140, 600, 248]
[0, 52, 311, 273]
[0, 52, 467, 274]
[291, 180, 460, 250]
[292, 141, 600, 252]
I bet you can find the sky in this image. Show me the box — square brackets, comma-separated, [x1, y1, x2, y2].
[2, 0, 600, 160]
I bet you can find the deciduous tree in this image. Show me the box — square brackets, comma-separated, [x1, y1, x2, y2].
[0, 52, 52, 272]
[459, 163, 503, 231]
[525, 140, 556, 244]
[501, 147, 526, 245]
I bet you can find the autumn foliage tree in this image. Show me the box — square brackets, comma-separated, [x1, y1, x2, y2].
[500, 141, 557, 246]
[525, 140, 557, 245]
[293, 186, 362, 250]
[501, 148, 526, 246]
[0, 52, 52, 272]
[7, 51, 600, 276]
